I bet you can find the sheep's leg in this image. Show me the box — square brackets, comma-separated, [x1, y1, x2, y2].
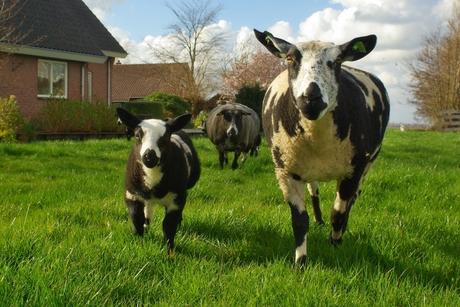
[277, 170, 309, 267]
[231, 149, 241, 169]
[162, 195, 185, 254]
[218, 150, 225, 169]
[240, 151, 249, 165]
[330, 171, 365, 244]
[125, 198, 146, 236]
[307, 181, 324, 225]
[143, 201, 154, 232]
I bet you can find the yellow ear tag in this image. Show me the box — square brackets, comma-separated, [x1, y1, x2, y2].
[352, 41, 367, 53]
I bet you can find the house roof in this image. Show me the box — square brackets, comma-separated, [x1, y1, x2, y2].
[112, 63, 192, 102]
[0, 0, 127, 63]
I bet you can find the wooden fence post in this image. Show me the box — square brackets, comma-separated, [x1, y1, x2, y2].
[436, 110, 460, 132]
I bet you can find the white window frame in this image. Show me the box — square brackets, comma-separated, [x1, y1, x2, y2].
[87, 71, 92, 102]
[38, 60, 68, 98]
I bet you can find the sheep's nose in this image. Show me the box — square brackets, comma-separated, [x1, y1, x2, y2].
[142, 149, 159, 168]
[304, 82, 321, 101]
[227, 128, 237, 137]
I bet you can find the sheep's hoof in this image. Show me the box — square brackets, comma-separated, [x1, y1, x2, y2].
[295, 255, 308, 270]
[329, 232, 343, 247]
[132, 226, 144, 236]
[315, 219, 325, 226]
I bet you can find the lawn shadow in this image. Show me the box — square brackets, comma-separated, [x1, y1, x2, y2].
[311, 229, 459, 291]
[177, 214, 458, 292]
[177, 217, 295, 266]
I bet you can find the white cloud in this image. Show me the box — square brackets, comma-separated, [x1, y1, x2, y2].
[82, 0, 123, 22]
[268, 21, 294, 42]
[101, 0, 454, 123]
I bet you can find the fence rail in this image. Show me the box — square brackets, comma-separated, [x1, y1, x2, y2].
[437, 110, 460, 132]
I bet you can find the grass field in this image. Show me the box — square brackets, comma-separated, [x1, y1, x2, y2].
[0, 130, 459, 306]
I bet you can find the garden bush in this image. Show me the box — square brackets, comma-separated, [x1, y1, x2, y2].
[38, 98, 123, 133]
[119, 101, 164, 118]
[143, 92, 191, 118]
[235, 84, 265, 126]
[0, 95, 26, 142]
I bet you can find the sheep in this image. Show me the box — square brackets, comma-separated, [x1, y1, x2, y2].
[254, 29, 390, 266]
[117, 113, 154, 140]
[116, 107, 201, 254]
[205, 103, 261, 169]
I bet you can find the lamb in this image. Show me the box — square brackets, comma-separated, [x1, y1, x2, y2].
[116, 107, 201, 253]
[205, 103, 261, 169]
[254, 29, 390, 266]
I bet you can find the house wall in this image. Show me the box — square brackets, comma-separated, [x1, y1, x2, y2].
[0, 53, 112, 119]
[88, 60, 111, 103]
[0, 54, 41, 119]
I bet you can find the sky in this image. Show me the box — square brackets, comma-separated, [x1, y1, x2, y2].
[82, 0, 455, 124]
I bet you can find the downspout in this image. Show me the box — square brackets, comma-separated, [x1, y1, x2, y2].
[81, 62, 88, 100]
[107, 58, 112, 106]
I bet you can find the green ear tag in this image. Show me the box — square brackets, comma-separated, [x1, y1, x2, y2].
[352, 41, 366, 53]
[263, 30, 274, 43]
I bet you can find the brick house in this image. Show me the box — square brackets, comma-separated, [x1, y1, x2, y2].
[0, 0, 127, 119]
[111, 62, 193, 102]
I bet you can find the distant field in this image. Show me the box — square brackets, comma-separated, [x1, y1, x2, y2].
[0, 130, 459, 306]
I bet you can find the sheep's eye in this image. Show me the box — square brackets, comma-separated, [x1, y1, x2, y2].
[134, 128, 143, 141]
[336, 56, 343, 64]
[286, 55, 293, 63]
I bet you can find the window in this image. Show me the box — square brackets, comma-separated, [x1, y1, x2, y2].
[38, 60, 68, 98]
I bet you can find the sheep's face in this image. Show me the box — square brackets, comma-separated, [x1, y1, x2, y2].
[116, 107, 192, 169]
[254, 29, 377, 121]
[286, 41, 341, 121]
[218, 110, 248, 138]
[135, 120, 170, 169]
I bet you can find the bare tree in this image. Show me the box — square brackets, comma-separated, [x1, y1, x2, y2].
[0, 0, 30, 57]
[221, 49, 287, 97]
[405, 2, 460, 123]
[147, 0, 228, 115]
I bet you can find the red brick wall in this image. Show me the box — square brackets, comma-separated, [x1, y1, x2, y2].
[88, 60, 111, 103]
[0, 54, 41, 119]
[0, 53, 112, 119]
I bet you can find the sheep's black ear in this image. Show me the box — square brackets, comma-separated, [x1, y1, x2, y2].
[168, 113, 192, 132]
[339, 35, 377, 62]
[116, 107, 142, 129]
[254, 29, 292, 59]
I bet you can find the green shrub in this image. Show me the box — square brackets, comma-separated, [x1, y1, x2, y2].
[235, 84, 265, 125]
[38, 99, 123, 133]
[142, 92, 191, 118]
[0, 95, 26, 143]
[193, 110, 208, 128]
[120, 101, 164, 118]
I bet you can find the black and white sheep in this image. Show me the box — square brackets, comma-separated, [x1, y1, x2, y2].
[116, 107, 201, 253]
[254, 29, 390, 266]
[205, 103, 261, 169]
[117, 114, 154, 140]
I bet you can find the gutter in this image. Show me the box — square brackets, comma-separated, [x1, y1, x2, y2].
[1, 43, 122, 64]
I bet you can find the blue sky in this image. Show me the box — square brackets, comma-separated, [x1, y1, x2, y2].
[83, 0, 454, 124]
[101, 0, 342, 41]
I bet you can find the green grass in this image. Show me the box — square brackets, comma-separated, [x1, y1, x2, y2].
[0, 130, 459, 306]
